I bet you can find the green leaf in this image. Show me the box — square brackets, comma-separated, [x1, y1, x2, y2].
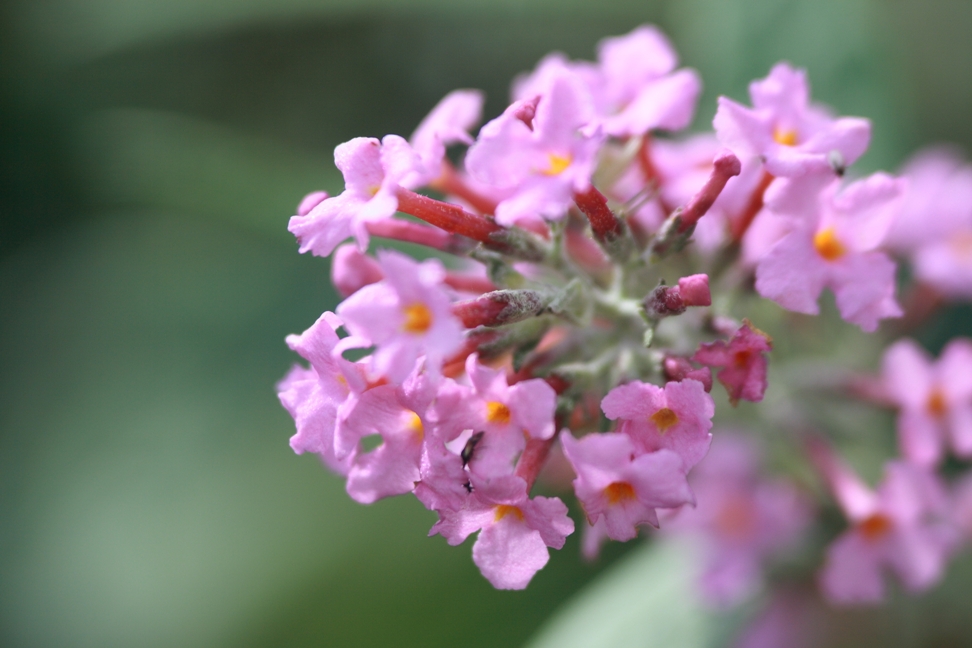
[523, 539, 719, 648]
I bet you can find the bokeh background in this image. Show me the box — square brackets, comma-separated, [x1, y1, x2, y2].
[3, 1, 972, 646]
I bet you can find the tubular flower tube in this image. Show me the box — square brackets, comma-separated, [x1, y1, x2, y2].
[276, 23, 972, 599]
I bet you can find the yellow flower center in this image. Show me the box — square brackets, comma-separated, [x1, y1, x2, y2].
[604, 482, 636, 504]
[650, 407, 679, 433]
[401, 303, 433, 334]
[486, 401, 512, 425]
[813, 226, 846, 261]
[542, 153, 573, 176]
[405, 411, 424, 440]
[773, 127, 798, 146]
[858, 512, 893, 541]
[927, 387, 948, 418]
[494, 505, 524, 522]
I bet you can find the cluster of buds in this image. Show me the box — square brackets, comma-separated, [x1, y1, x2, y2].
[277, 23, 972, 623]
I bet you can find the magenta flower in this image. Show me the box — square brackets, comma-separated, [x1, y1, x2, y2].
[430, 474, 573, 589]
[288, 136, 422, 258]
[562, 432, 693, 542]
[714, 62, 870, 178]
[661, 434, 811, 607]
[466, 70, 602, 226]
[277, 312, 365, 474]
[693, 321, 772, 405]
[881, 338, 972, 466]
[816, 451, 956, 604]
[754, 172, 904, 331]
[601, 379, 714, 469]
[336, 250, 465, 383]
[410, 89, 484, 185]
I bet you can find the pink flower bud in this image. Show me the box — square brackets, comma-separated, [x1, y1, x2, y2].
[331, 244, 384, 297]
[644, 275, 711, 319]
[677, 273, 711, 307]
[296, 190, 328, 216]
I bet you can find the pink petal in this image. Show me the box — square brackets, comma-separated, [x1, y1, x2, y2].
[473, 516, 550, 590]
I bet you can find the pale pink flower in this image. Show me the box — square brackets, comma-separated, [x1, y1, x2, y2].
[591, 25, 701, 137]
[714, 62, 870, 178]
[339, 366, 438, 504]
[430, 474, 573, 589]
[277, 312, 365, 474]
[815, 448, 957, 604]
[754, 172, 904, 331]
[601, 379, 714, 469]
[466, 70, 602, 226]
[881, 338, 972, 466]
[410, 89, 484, 184]
[693, 321, 772, 405]
[288, 136, 422, 258]
[562, 432, 693, 542]
[662, 434, 811, 607]
[455, 354, 557, 478]
[336, 250, 464, 383]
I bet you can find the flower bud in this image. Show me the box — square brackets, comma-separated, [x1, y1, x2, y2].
[331, 244, 384, 297]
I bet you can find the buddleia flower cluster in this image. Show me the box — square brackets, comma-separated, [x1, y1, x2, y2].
[277, 23, 972, 625]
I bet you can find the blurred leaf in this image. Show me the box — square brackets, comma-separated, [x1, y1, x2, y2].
[524, 539, 719, 648]
[76, 109, 340, 237]
[12, 0, 664, 66]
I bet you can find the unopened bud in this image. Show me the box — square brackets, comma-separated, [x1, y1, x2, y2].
[332, 244, 384, 297]
[452, 289, 550, 328]
[296, 191, 328, 216]
[644, 274, 711, 319]
[677, 274, 711, 307]
[663, 356, 713, 392]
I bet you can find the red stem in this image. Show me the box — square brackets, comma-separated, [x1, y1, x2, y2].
[678, 151, 741, 233]
[395, 186, 502, 243]
[638, 135, 675, 215]
[430, 161, 499, 216]
[514, 431, 561, 492]
[366, 218, 453, 250]
[730, 170, 774, 243]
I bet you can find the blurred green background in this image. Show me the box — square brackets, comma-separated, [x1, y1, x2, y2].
[3, 1, 972, 646]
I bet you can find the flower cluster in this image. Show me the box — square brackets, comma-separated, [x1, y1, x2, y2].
[277, 22, 972, 621]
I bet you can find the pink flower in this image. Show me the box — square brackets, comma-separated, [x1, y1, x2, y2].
[339, 366, 438, 504]
[410, 89, 484, 184]
[643, 274, 712, 319]
[277, 312, 364, 474]
[466, 70, 602, 226]
[714, 62, 870, 178]
[430, 474, 573, 589]
[885, 148, 972, 299]
[754, 172, 904, 332]
[661, 434, 811, 607]
[459, 354, 557, 477]
[288, 136, 422, 258]
[336, 250, 465, 383]
[814, 446, 957, 604]
[601, 379, 714, 469]
[592, 25, 701, 136]
[881, 338, 972, 466]
[693, 321, 772, 405]
[562, 432, 694, 542]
